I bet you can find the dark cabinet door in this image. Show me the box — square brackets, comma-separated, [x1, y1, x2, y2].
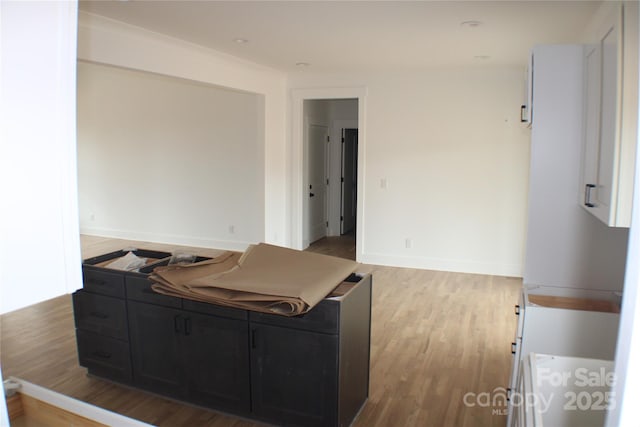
[251, 323, 339, 427]
[184, 311, 251, 414]
[127, 301, 185, 398]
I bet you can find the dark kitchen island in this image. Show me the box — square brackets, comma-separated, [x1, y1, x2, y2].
[73, 248, 372, 427]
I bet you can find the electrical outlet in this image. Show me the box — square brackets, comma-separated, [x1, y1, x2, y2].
[405, 238, 412, 249]
[229, 225, 235, 234]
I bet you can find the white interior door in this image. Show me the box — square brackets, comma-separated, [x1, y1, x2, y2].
[307, 124, 328, 244]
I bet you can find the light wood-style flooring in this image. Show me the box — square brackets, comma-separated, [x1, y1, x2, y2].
[307, 234, 356, 261]
[1, 235, 521, 426]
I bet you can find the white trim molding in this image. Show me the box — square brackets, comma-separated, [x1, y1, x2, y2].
[5, 377, 152, 427]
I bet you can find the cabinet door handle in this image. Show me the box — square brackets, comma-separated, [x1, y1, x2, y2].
[520, 105, 527, 122]
[89, 311, 109, 319]
[506, 387, 511, 402]
[174, 315, 182, 334]
[514, 305, 520, 316]
[584, 184, 596, 208]
[251, 329, 257, 349]
[184, 317, 191, 336]
[511, 342, 517, 354]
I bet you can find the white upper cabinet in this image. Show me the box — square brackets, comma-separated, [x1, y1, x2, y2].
[580, 2, 638, 227]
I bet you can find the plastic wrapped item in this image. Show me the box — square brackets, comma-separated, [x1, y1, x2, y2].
[105, 251, 147, 271]
[168, 251, 197, 265]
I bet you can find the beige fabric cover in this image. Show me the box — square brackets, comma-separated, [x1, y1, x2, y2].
[149, 243, 357, 316]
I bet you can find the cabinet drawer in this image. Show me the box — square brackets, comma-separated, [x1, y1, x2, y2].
[126, 275, 182, 308]
[73, 291, 128, 341]
[76, 329, 132, 383]
[250, 299, 339, 334]
[82, 267, 125, 298]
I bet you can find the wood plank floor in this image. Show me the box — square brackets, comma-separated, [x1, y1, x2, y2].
[307, 234, 356, 261]
[1, 236, 520, 426]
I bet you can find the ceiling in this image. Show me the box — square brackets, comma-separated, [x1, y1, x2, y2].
[79, 0, 602, 73]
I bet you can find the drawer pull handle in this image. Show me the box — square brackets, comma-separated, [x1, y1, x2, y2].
[511, 342, 517, 354]
[584, 184, 596, 208]
[507, 387, 511, 402]
[92, 351, 111, 359]
[514, 304, 520, 315]
[90, 311, 109, 319]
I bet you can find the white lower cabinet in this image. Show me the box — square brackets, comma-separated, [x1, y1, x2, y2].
[506, 286, 620, 426]
[513, 353, 614, 427]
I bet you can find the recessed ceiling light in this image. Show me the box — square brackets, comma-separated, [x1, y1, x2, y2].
[461, 20, 483, 28]
[296, 62, 310, 68]
[233, 38, 249, 44]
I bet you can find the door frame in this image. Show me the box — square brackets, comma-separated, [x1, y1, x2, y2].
[291, 87, 367, 261]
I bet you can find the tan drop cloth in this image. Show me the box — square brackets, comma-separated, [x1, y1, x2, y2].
[149, 243, 358, 316]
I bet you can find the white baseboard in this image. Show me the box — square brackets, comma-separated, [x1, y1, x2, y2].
[80, 227, 522, 277]
[360, 252, 523, 278]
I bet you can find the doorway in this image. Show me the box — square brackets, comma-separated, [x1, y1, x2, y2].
[301, 98, 359, 260]
[291, 88, 365, 261]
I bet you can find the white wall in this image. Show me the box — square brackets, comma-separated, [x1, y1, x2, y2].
[304, 99, 331, 125]
[329, 99, 359, 123]
[77, 62, 264, 250]
[77, 12, 288, 245]
[290, 68, 531, 276]
[79, 12, 528, 276]
[0, 1, 82, 314]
